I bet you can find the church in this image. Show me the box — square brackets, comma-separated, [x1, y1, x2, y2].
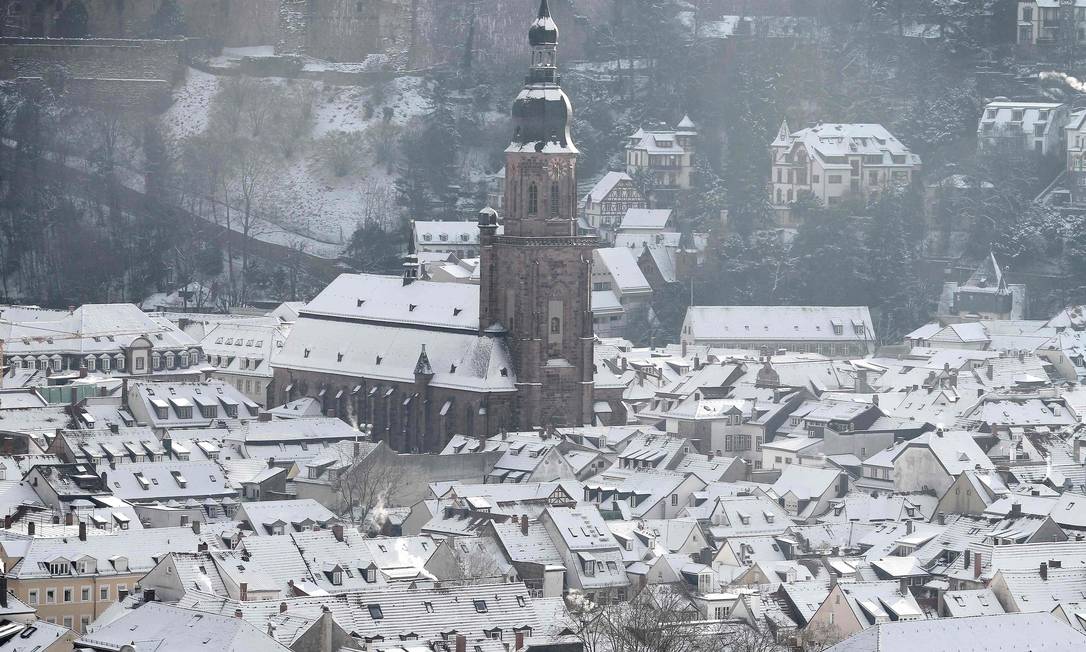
[272, 0, 601, 452]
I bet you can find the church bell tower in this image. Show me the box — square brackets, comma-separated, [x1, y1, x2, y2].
[478, 0, 596, 429]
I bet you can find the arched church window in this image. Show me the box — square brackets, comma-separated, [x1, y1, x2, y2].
[528, 183, 538, 215]
[550, 317, 561, 334]
[550, 182, 560, 216]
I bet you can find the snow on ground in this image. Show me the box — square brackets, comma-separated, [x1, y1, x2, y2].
[162, 68, 433, 251]
[208, 45, 277, 67]
[162, 67, 220, 141]
[312, 75, 431, 137]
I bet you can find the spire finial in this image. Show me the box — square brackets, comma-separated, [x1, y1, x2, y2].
[529, 0, 558, 47]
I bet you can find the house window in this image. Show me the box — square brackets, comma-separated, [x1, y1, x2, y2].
[550, 317, 561, 334]
[100, 586, 109, 600]
[63, 588, 72, 603]
[46, 589, 55, 604]
[81, 586, 91, 602]
[28, 590, 38, 605]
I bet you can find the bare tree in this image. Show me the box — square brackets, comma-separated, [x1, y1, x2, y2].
[332, 443, 402, 528]
[230, 138, 273, 304]
[565, 586, 730, 652]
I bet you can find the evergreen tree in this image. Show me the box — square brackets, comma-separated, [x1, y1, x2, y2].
[148, 0, 186, 39]
[343, 222, 406, 274]
[55, 0, 89, 38]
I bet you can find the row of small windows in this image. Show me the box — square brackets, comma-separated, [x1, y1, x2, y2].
[421, 233, 472, 243]
[6, 350, 200, 372]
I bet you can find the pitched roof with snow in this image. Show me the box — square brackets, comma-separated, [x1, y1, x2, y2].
[586, 171, 635, 203]
[825, 612, 1085, 652]
[684, 306, 875, 342]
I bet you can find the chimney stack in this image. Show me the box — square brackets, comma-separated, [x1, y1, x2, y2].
[65, 512, 73, 526]
[1040, 562, 1048, 580]
[3, 515, 10, 529]
[240, 582, 248, 602]
[234, 609, 243, 619]
[515, 630, 525, 650]
[191, 520, 201, 535]
[974, 551, 982, 579]
[78, 521, 86, 542]
[899, 578, 908, 596]
[520, 514, 529, 536]
[26, 521, 34, 536]
[332, 524, 344, 542]
[0, 575, 7, 608]
[279, 602, 288, 613]
[456, 634, 467, 652]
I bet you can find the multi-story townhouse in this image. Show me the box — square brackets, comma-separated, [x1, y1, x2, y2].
[770, 121, 921, 224]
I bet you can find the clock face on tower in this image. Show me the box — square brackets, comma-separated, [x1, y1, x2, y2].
[548, 158, 566, 179]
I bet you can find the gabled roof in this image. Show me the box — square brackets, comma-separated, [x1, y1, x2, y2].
[300, 273, 480, 332]
[586, 171, 635, 203]
[825, 612, 1086, 652]
[77, 601, 291, 651]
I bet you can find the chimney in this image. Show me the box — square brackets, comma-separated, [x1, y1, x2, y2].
[1009, 501, 1022, 517]
[109, 423, 119, 434]
[78, 521, 86, 542]
[3, 515, 9, 529]
[520, 514, 529, 536]
[906, 520, 914, 535]
[279, 602, 288, 614]
[1040, 562, 1048, 580]
[872, 393, 879, 407]
[240, 582, 248, 602]
[26, 521, 34, 536]
[191, 520, 201, 535]
[899, 578, 908, 596]
[197, 542, 209, 552]
[258, 412, 272, 422]
[963, 549, 971, 569]
[986, 362, 994, 380]
[456, 634, 467, 652]
[974, 551, 982, 579]
[234, 609, 243, 619]
[0, 575, 7, 608]
[515, 631, 525, 650]
[936, 512, 946, 526]
[332, 524, 344, 542]
[65, 512, 73, 527]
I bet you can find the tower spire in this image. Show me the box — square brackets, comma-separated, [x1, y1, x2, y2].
[510, 0, 574, 152]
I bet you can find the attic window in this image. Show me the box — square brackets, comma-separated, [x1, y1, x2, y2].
[424, 601, 434, 613]
[304, 349, 311, 359]
[409, 304, 418, 312]
[473, 600, 488, 613]
[368, 604, 384, 620]
[500, 368, 508, 377]
[516, 596, 526, 607]
[337, 353, 344, 362]
[450, 364, 457, 373]
[453, 308, 463, 316]
[376, 356, 383, 365]
[357, 299, 365, 307]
